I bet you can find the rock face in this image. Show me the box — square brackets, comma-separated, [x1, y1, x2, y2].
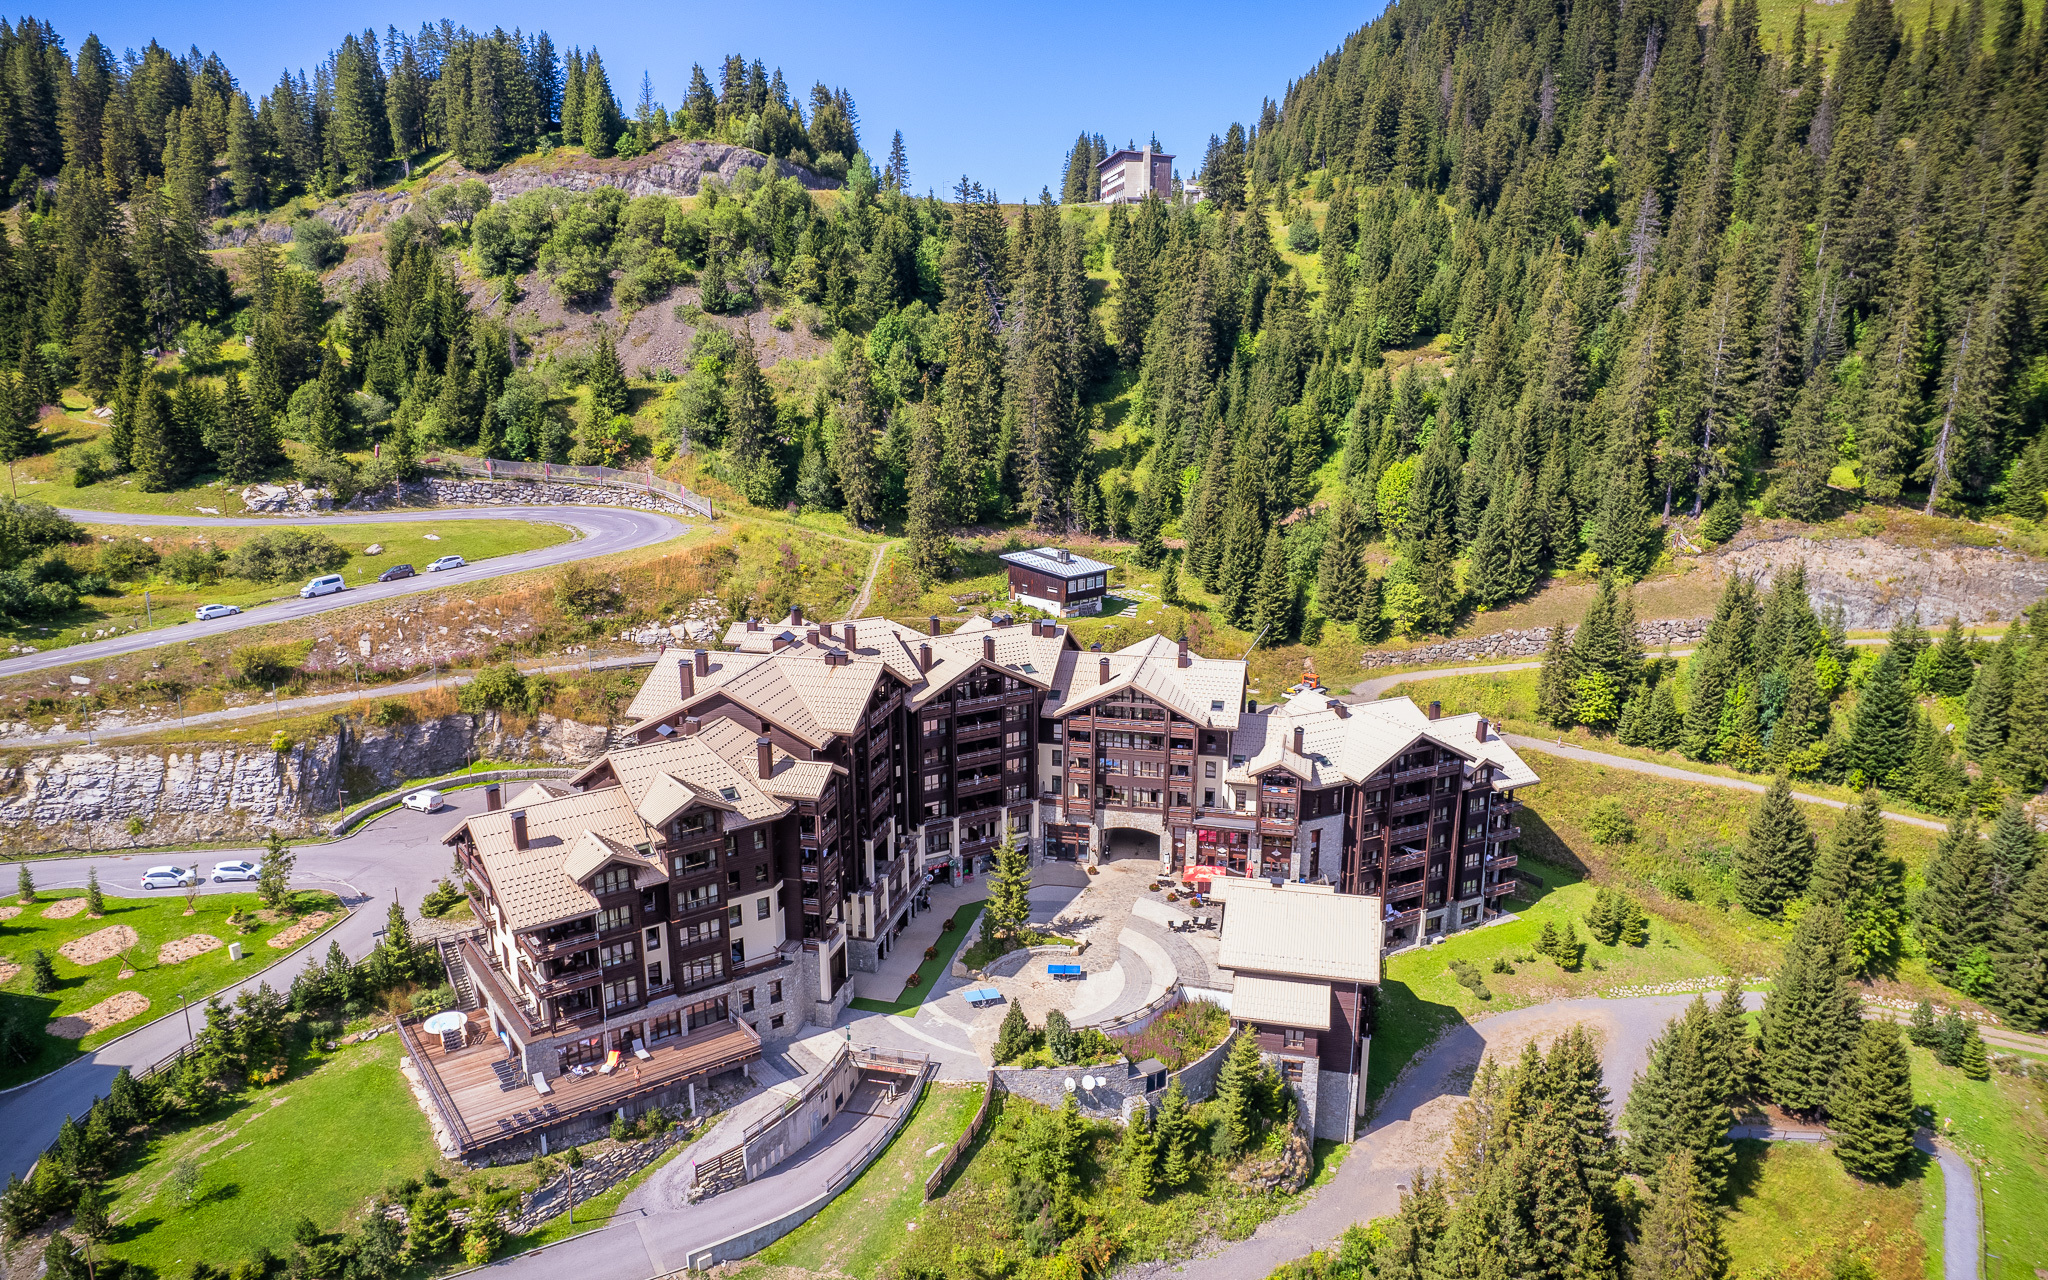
[241, 483, 333, 514]
[479, 141, 837, 201]
[1717, 535, 2048, 629]
[344, 476, 704, 519]
[0, 711, 613, 850]
[1361, 618, 1709, 669]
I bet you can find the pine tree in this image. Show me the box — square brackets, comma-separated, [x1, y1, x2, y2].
[586, 325, 629, 422]
[1313, 496, 1367, 621]
[128, 378, 183, 491]
[1774, 372, 1838, 520]
[1216, 502, 1263, 628]
[1808, 788, 1905, 975]
[16, 863, 33, 903]
[1736, 776, 1816, 918]
[1844, 644, 1915, 790]
[1250, 525, 1297, 646]
[904, 405, 954, 587]
[723, 333, 781, 506]
[1991, 859, 2048, 1032]
[1161, 553, 1183, 608]
[1156, 1080, 1195, 1188]
[1213, 1030, 1267, 1156]
[981, 832, 1032, 949]
[85, 867, 103, 917]
[1925, 618, 1977, 696]
[579, 52, 619, 158]
[1629, 1150, 1728, 1280]
[1759, 904, 1863, 1115]
[1621, 997, 1736, 1198]
[1917, 812, 1991, 977]
[29, 949, 56, 993]
[1536, 624, 1577, 727]
[1830, 1020, 1915, 1182]
[993, 1002, 1033, 1063]
[1120, 1104, 1158, 1198]
[218, 370, 281, 483]
[1984, 797, 2041, 913]
[1962, 635, 2013, 763]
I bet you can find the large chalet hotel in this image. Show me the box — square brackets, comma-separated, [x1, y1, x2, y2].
[445, 558, 1534, 1072]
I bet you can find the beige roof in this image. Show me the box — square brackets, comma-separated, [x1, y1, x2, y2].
[1221, 690, 1537, 793]
[633, 771, 734, 829]
[561, 829, 657, 886]
[718, 612, 1075, 712]
[1436, 712, 1542, 790]
[1231, 972, 1333, 1030]
[578, 733, 789, 824]
[1215, 879, 1381, 984]
[624, 649, 772, 723]
[697, 716, 844, 802]
[1049, 634, 1247, 728]
[505, 781, 571, 808]
[446, 787, 652, 931]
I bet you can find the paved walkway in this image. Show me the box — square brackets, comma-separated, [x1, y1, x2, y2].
[1918, 1131, 1981, 1280]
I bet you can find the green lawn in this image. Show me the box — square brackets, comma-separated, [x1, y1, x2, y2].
[1721, 1138, 1934, 1279]
[4, 518, 572, 657]
[0, 887, 345, 1088]
[849, 901, 984, 1016]
[745, 1082, 987, 1278]
[499, 1136, 695, 1254]
[103, 1035, 445, 1273]
[1912, 1047, 2048, 1280]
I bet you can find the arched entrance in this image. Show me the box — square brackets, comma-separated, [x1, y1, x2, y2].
[1100, 826, 1161, 863]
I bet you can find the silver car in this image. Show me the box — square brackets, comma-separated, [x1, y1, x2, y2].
[426, 554, 466, 572]
[212, 860, 259, 883]
[141, 865, 197, 890]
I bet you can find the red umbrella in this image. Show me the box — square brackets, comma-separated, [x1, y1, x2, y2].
[1181, 864, 1234, 887]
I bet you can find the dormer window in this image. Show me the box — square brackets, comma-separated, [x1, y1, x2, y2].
[593, 867, 633, 896]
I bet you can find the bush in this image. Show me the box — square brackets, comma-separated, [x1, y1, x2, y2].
[1586, 799, 1636, 846]
[420, 878, 465, 917]
[230, 641, 308, 688]
[67, 444, 116, 486]
[295, 452, 361, 502]
[289, 217, 344, 270]
[93, 537, 159, 581]
[1286, 210, 1320, 253]
[553, 565, 622, 617]
[1699, 494, 1742, 545]
[225, 529, 348, 583]
[458, 663, 551, 717]
[161, 543, 224, 585]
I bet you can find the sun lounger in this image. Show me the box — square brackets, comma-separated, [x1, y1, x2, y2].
[600, 1049, 621, 1074]
[964, 986, 1004, 1007]
[1048, 964, 1084, 980]
[533, 1072, 553, 1096]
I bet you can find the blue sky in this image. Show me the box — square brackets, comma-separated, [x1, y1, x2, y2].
[40, 0, 1380, 198]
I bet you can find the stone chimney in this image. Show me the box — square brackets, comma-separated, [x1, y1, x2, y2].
[1428, 700, 1442, 721]
[919, 642, 933, 673]
[1177, 637, 1190, 668]
[484, 783, 502, 812]
[510, 811, 528, 850]
[982, 634, 996, 662]
[756, 735, 773, 779]
[1293, 726, 1305, 755]
[694, 649, 710, 677]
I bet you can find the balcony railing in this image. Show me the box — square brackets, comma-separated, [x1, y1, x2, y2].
[524, 930, 598, 959]
[1383, 907, 1422, 924]
[1389, 821, 1429, 843]
[1386, 850, 1427, 873]
[1486, 852, 1519, 870]
[1484, 878, 1519, 896]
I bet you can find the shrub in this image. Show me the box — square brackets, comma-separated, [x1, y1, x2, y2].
[458, 663, 551, 716]
[922, 944, 938, 961]
[420, 878, 464, 917]
[161, 543, 224, 585]
[1586, 799, 1637, 846]
[1490, 955, 1514, 974]
[94, 537, 160, 581]
[553, 565, 622, 617]
[1699, 494, 1742, 545]
[67, 444, 115, 486]
[1113, 997, 1231, 1069]
[289, 217, 344, 270]
[225, 529, 348, 583]
[230, 641, 308, 688]
[1286, 211, 1320, 253]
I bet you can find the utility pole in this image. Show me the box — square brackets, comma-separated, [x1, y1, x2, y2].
[142, 591, 152, 626]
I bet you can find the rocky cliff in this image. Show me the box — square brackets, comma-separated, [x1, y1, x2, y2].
[0, 711, 613, 850]
[1717, 535, 2048, 629]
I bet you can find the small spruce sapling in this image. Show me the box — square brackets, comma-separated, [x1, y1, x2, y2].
[85, 867, 104, 917]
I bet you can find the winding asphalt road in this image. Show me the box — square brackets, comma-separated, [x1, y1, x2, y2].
[0, 505, 689, 683]
[0, 787, 503, 1180]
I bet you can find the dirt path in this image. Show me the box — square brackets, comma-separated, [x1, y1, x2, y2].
[842, 540, 898, 621]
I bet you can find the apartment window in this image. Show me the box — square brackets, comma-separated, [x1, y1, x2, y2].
[1073, 782, 1090, 798]
[1281, 1060, 1305, 1083]
[730, 939, 745, 967]
[770, 1014, 786, 1029]
[1051, 750, 1063, 768]
[644, 927, 662, 950]
[1204, 761, 1217, 778]
[740, 987, 756, 1013]
[755, 862, 771, 884]
[649, 1011, 681, 1042]
[599, 940, 637, 966]
[671, 847, 715, 876]
[597, 905, 633, 933]
[1284, 1028, 1305, 1048]
[686, 995, 729, 1030]
[677, 883, 719, 912]
[678, 916, 722, 946]
[757, 896, 772, 920]
[604, 977, 638, 1011]
[647, 961, 663, 987]
[1203, 789, 1215, 806]
[727, 905, 743, 929]
[593, 867, 633, 896]
[679, 953, 726, 988]
[769, 980, 784, 1004]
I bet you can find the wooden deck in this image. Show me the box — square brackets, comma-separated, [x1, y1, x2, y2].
[405, 1010, 762, 1153]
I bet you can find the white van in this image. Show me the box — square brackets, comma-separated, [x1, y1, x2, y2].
[300, 575, 346, 598]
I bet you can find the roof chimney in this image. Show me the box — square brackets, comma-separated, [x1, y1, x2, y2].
[1293, 726, 1305, 755]
[791, 604, 803, 626]
[509, 810, 529, 850]
[484, 783, 502, 812]
[1327, 699, 1348, 719]
[694, 649, 710, 677]
[746, 617, 760, 632]
[772, 635, 789, 652]
[1177, 637, 1189, 668]
[1099, 656, 1110, 683]
[805, 628, 819, 647]
[678, 663, 695, 699]
[843, 624, 856, 651]
[919, 642, 933, 673]
[1476, 717, 1490, 741]
[928, 616, 942, 636]
[1428, 700, 1442, 721]
[756, 735, 773, 779]
[982, 634, 996, 662]
[1059, 548, 1072, 564]
[818, 622, 834, 640]
[684, 715, 701, 736]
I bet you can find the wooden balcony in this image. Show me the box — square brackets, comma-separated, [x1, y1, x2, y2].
[1386, 850, 1427, 873]
[1389, 821, 1429, 843]
[1484, 877, 1520, 896]
[1486, 852, 1518, 871]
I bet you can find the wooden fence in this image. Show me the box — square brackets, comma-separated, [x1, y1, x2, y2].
[923, 1070, 999, 1200]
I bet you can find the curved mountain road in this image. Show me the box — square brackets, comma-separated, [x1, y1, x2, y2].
[0, 505, 690, 683]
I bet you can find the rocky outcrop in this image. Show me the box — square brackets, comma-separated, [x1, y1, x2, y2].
[1360, 618, 1708, 669]
[1716, 535, 2048, 629]
[242, 482, 334, 513]
[344, 476, 703, 518]
[0, 711, 613, 850]
[479, 141, 837, 201]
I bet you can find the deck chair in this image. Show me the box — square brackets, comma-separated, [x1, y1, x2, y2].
[533, 1072, 553, 1096]
[633, 1039, 652, 1060]
[600, 1049, 622, 1074]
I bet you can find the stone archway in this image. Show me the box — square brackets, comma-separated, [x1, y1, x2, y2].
[1099, 826, 1161, 863]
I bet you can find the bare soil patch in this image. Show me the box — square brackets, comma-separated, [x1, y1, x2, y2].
[0, 905, 20, 920]
[57, 924, 139, 966]
[267, 911, 334, 949]
[0, 961, 17, 984]
[47, 991, 149, 1039]
[157, 933, 224, 965]
[40, 898, 90, 920]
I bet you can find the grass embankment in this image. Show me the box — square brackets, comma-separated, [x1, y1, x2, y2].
[745, 1083, 987, 1278]
[1721, 1139, 1934, 1279]
[1913, 1047, 2048, 1278]
[0, 887, 344, 1088]
[849, 901, 985, 1016]
[101, 1034, 445, 1273]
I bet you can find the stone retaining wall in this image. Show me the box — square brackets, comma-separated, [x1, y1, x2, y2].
[345, 476, 705, 519]
[1358, 617, 1709, 670]
[992, 1027, 1240, 1121]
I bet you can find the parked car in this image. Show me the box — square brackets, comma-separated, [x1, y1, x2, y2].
[193, 603, 241, 621]
[425, 555, 466, 572]
[300, 575, 346, 598]
[402, 788, 445, 813]
[212, 860, 259, 883]
[376, 564, 416, 582]
[141, 865, 196, 890]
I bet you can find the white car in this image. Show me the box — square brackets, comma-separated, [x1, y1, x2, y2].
[212, 860, 259, 883]
[402, 788, 446, 813]
[141, 865, 197, 890]
[300, 575, 346, 598]
[194, 603, 241, 621]
[425, 555, 466, 572]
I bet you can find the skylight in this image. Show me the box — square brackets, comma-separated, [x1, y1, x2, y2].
[1211, 699, 1225, 711]
[718, 786, 740, 801]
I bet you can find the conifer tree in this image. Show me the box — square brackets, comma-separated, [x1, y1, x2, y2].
[128, 378, 183, 491]
[1536, 624, 1577, 727]
[1917, 812, 1991, 977]
[85, 867, 103, 917]
[1808, 788, 1905, 975]
[1120, 1104, 1158, 1198]
[1250, 525, 1296, 646]
[586, 325, 629, 422]
[1313, 496, 1367, 621]
[2006, 643, 2048, 790]
[1161, 553, 1183, 608]
[1759, 904, 1863, 1115]
[1844, 644, 1915, 790]
[218, 370, 281, 483]
[723, 333, 781, 506]
[904, 404, 954, 587]
[1984, 798, 2041, 913]
[1773, 372, 1838, 520]
[1355, 571, 1387, 644]
[579, 52, 620, 158]
[1962, 636, 2013, 763]
[1629, 1151, 1727, 1280]
[1215, 503, 1262, 628]
[1925, 618, 1977, 696]
[1213, 1031, 1267, 1156]
[1736, 776, 1816, 918]
[1156, 1080, 1195, 1189]
[1990, 859, 2048, 1032]
[993, 1002, 1032, 1063]
[1830, 1020, 1915, 1182]
[1621, 997, 1736, 1197]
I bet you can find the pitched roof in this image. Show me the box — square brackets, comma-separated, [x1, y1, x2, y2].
[446, 787, 653, 931]
[579, 733, 789, 824]
[1049, 634, 1247, 729]
[1214, 878, 1381, 984]
[1221, 689, 1538, 792]
[624, 649, 772, 723]
[1231, 973, 1333, 1030]
[999, 547, 1115, 578]
[562, 829, 653, 886]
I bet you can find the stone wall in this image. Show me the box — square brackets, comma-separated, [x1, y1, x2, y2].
[0, 710, 611, 850]
[1359, 617, 1709, 670]
[992, 1027, 1240, 1122]
[345, 476, 704, 519]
